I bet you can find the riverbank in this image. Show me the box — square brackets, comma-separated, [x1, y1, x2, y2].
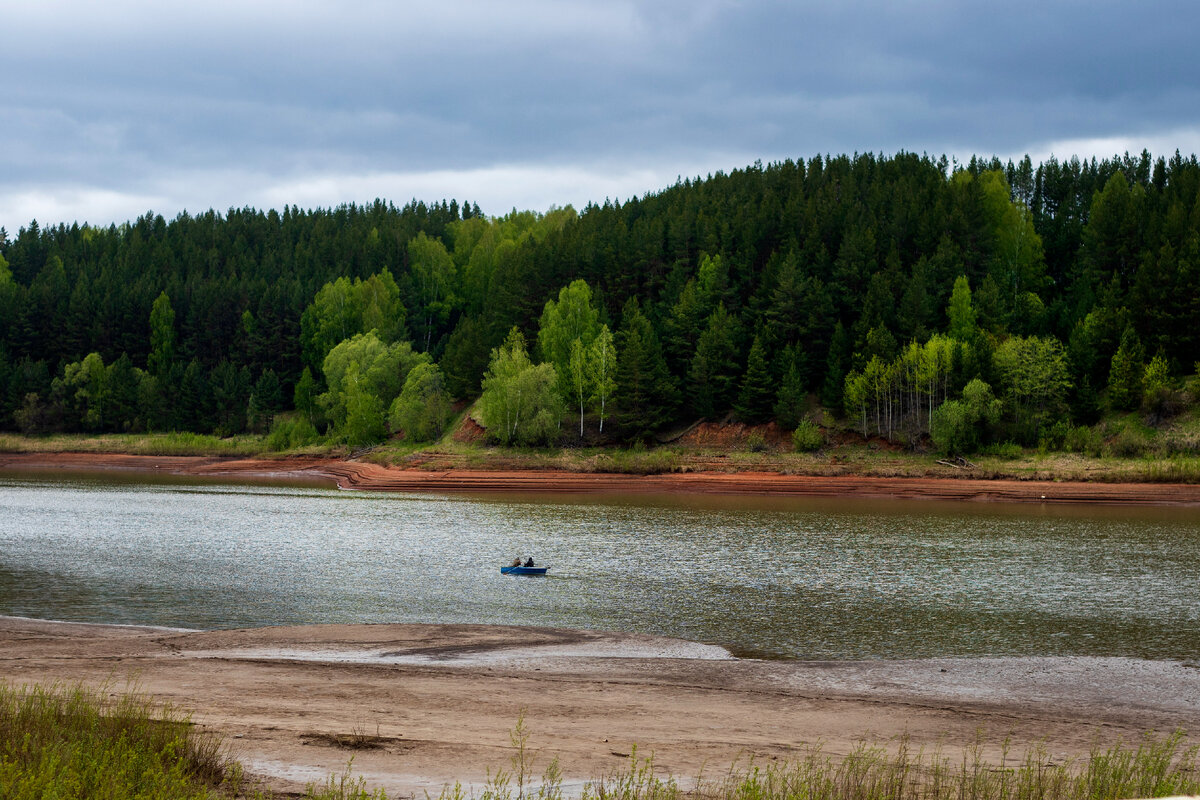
[4, 450, 1200, 504]
[2, 617, 1196, 797]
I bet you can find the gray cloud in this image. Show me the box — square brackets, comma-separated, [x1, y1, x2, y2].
[2, 0, 1198, 228]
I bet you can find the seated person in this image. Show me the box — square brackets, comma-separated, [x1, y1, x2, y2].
[524, 557, 535, 567]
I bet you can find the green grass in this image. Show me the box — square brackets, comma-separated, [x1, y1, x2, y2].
[0, 681, 242, 800]
[434, 733, 1200, 800]
[3, 684, 1198, 800]
[0, 431, 270, 457]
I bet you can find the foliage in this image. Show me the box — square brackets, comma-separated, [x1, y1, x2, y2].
[301, 270, 407, 372]
[478, 328, 564, 446]
[389, 362, 452, 442]
[318, 333, 429, 443]
[0, 682, 238, 799]
[993, 335, 1072, 444]
[792, 419, 824, 452]
[931, 379, 1002, 454]
[4, 151, 1200, 447]
[1107, 326, 1145, 412]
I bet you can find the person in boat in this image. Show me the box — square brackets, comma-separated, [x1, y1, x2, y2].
[524, 557, 535, 568]
[511, 557, 522, 567]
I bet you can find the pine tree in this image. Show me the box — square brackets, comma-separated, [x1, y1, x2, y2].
[1106, 326, 1145, 411]
[736, 333, 775, 423]
[614, 299, 676, 438]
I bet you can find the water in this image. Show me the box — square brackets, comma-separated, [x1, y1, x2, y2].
[1, 469, 1198, 661]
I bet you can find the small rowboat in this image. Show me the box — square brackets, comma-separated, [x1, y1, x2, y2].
[501, 565, 549, 576]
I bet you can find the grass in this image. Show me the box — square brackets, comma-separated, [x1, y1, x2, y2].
[0, 681, 242, 799]
[3, 684, 1198, 800]
[434, 732, 1200, 800]
[0, 431, 268, 457]
[10, 406, 1200, 484]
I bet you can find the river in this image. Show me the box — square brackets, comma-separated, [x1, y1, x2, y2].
[1, 468, 1198, 660]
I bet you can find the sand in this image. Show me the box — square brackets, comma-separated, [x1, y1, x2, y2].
[2, 617, 1198, 797]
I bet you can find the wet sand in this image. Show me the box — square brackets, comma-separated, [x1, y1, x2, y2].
[4, 451, 1200, 504]
[2, 617, 1198, 797]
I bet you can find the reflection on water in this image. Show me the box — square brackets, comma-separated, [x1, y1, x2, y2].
[1, 469, 1198, 660]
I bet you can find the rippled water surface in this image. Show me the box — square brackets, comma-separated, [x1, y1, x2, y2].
[1, 469, 1198, 660]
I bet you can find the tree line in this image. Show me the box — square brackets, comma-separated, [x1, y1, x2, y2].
[1, 149, 1198, 450]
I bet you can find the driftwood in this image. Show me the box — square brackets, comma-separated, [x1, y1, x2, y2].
[936, 456, 978, 470]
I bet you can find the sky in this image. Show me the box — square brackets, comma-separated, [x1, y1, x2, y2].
[3, 0, 1199, 231]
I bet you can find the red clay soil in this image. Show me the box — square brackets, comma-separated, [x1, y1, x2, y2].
[4, 451, 1200, 505]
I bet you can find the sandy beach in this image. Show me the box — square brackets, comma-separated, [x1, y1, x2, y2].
[3, 616, 1198, 797]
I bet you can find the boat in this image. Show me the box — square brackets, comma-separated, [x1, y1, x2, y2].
[501, 565, 549, 576]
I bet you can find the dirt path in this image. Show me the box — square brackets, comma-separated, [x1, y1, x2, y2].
[3, 618, 1197, 797]
[4, 451, 1200, 504]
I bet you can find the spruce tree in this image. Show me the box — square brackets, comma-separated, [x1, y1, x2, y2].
[614, 299, 676, 438]
[736, 333, 775, 423]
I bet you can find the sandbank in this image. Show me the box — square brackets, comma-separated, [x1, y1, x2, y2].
[2, 617, 1198, 797]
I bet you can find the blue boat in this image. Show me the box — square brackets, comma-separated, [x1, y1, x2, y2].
[501, 565, 549, 576]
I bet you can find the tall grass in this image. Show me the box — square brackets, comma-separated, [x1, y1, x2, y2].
[3, 684, 1197, 800]
[432, 732, 1200, 800]
[0, 681, 240, 799]
[0, 432, 268, 457]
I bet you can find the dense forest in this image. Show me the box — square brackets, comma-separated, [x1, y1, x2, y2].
[1, 150, 1198, 452]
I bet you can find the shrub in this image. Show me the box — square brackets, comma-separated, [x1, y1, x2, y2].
[792, 420, 824, 452]
[266, 416, 320, 452]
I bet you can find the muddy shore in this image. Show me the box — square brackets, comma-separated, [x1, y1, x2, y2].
[4, 451, 1200, 504]
[3, 617, 1198, 797]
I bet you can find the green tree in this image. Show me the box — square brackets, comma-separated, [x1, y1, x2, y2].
[389, 362, 452, 442]
[407, 232, 458, 351]
[1107, 326, 1146, 412]
[587, 325, 617, 434]
[614, 299, 676, 438]
[736, 332, 775, 423]
[538, 279, 601, 403]
[993, 336, 1072, 444]
[300, 270, 406, 371]
[58, 352, 108, 432]
[478, 327, 563, 446]
[148, 291, 176, 378]
[1140, 352, 1173, 422]
[210, 360, 251, 436]
[773, 345, 808, 430]
[247, 369, 283, 433]
[688, 303, 740, 418]
[946, 276, 977, 341]
[293, 367, 321, 428]
[319, 333, 428, 441]
[930, 378, 1001, 455]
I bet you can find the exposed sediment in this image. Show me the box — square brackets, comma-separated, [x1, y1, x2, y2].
[4, 451, 1200, 505]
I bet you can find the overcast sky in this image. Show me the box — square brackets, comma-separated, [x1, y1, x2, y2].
[3, 0, 1199, 230]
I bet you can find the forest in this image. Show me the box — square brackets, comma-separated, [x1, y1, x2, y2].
[1, 149, 1198, 454]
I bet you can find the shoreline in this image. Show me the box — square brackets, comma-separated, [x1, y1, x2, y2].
[3, 617, 1197, 797]
[5, 450, 1200, 504]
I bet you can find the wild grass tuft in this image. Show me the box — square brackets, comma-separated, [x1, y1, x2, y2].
[432, 730, 1200, 800]
[0, 681, 244, 799]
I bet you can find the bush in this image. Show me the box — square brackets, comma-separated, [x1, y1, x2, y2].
[746, 430, 767, 452]
[792, 420, 824, 452]
[1106, 427, 1154, 458]
[1064, 424, 1103, 456]
[979, 442, 1023, 459]
[266, 416, 320, 451]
